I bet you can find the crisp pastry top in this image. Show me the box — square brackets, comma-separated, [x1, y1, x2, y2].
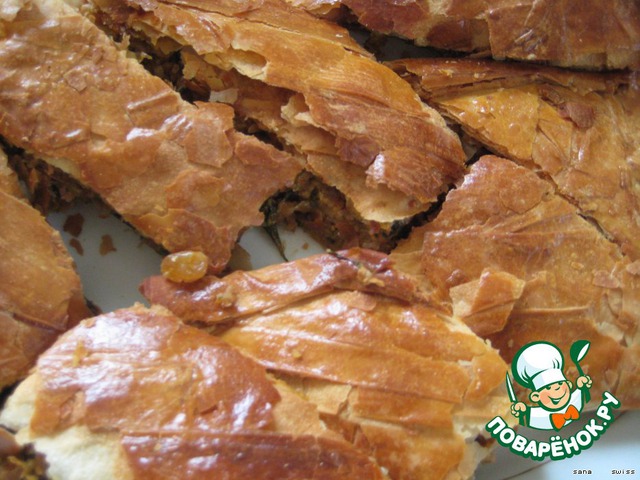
[91, 0, 466, 224]
[0, 0, 302, 273]
[0, 149, 90, 390]
[142, 249, 511, 480]
[392, 156, 640, 408]
[391, 57, 640, 260]
[0, 304, 386, 479]
[288, 0, 640, 70]
[1, 0, 637, 477]
[142, 248, 424, 324]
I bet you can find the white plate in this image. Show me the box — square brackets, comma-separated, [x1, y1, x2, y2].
[47, 202, 640, 480]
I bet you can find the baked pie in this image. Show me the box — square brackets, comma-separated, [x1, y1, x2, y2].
[289, 0, 640, 70]
[391, 156, 640, 408]
[391, 57, 640, 260]
[0, 0, 302, 274]
[90, 0, 466, 250]
[0, 149, 90, 391]
[0, 304, 386, 479]
[142, 249, 512, 480]
[0, 0, 638, 477]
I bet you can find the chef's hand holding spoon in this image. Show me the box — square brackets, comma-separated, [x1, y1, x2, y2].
[511, 401, 527, 418]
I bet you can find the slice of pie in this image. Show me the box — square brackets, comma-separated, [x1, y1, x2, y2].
[288, 0, 640, 70]
[89, 0, 466, 250]
[391, 156, 640, 408]
[0, 149, 90, 390]
[0, 0, 302, 274]
[142, 249, 512, 480]
[391, 57, 640, 261]
[0, 304, 386, 479]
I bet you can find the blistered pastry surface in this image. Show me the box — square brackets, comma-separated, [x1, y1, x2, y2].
[0, 149, 89, 389]
[0, 0, 301, 273]
[392, 58, 640, 261]
[93, 0, 466, 223]
[142, 250, 511, 480]
[291, 0, 640, 69]
[393, 156, 640, 407]
[15, 304, 384, 479]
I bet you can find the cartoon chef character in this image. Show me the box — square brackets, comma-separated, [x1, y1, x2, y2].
[510, 341, 592, 431]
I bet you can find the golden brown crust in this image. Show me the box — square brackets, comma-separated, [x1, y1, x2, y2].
[142, 248, 426, 325]
[392, 156, 640, 408]
[390, 57, 628, 101]
[0, 0, 301, 273]
[122, 431, 382, 480]
[391, 58, 640, 261]
[2, 304, 385, 479]
[292, 0, 640, 70]
[0, 150, 90, 390]
[91, 0, 465, 245]
[450, 269, 525, 337]
[484, 0, 640, 70]
[141, 250, 511, 480]
[290, 0, 487, 52]
[29, 306, 280, 436]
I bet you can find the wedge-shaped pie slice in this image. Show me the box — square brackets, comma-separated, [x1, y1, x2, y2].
[0, 304, 385, 480]
[142, 250, 512, 480]
[391, 58, 640, 260]
[0, 149, 90, 391]
[392, 156, 640, 408]
[90, 0, 466, 250]
[0, 0, 302, 273]
[289, 0, 640, 70]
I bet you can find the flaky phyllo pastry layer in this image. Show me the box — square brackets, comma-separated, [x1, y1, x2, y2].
[142, 249, 512, 480]
[0, 0, 302, 273]
[88, 0, 466, 249]
[0, 149, 91, 390]
[0, 304, 387, 480]
[392, 156, 640, 408]
[390, 58, 640, 260]
[0, 0, 639, 479]
[287, 0, 640, 70]
[385, 64, 640, 400]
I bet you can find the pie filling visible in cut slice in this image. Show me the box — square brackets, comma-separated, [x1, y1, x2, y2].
[0, 0, 302, 274]
[88, 0, 466, 251]
[0, 148, 91, 390]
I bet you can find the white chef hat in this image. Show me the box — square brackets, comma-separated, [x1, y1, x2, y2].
[512, 341, 567, 391]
